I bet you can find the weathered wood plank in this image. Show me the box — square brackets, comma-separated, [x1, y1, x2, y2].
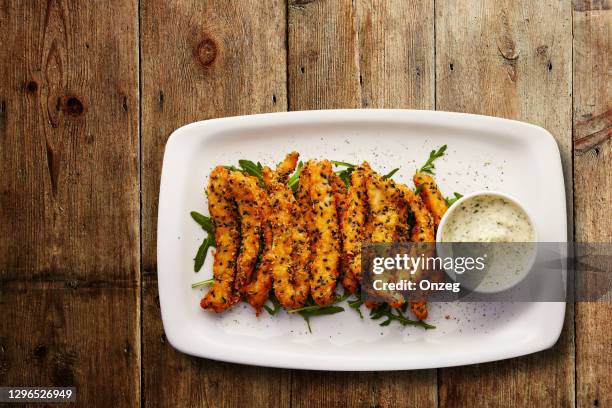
[0, 287, 139, 406]
[288, 1, 437, 406]
[140, 1, 289, 407]
[436, 1, 574, 407]
[573, 1, 612, 407]
[357, 0, 435, 109]
[288, 0, 361, 110]
[0, 1, 140, 406]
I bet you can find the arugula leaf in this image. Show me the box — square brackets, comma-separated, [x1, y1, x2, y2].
[263, 293, 282, 316]
[287, 161, 303, 193]
[445, 192, 464, 207]
[288, 292, 350, 314]
[193, 236, 214, 272]
[331, 160, 356, 168]
[299, 306, 345, 333]
[417, 144, 447, 174]
[288, 293, 349, 332]
[190, 211, 215, 235]
[337, 168, 354, 187]
[238, 160, 265, 182]
[382, 168, 400, 180]
[191, 277, 214, 288]
[369, 304, 436, 330]
[348, 297, 364, 319]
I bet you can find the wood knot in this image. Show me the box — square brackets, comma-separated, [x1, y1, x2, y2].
[497, 44, 519, 63]
[33, 344, 48, 359]
[25, 80, 38, 93]
[58, 95, 85, 116]
[195, 36, 218, 67]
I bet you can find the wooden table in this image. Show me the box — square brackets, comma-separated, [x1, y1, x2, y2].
[1, 1, 610, 407]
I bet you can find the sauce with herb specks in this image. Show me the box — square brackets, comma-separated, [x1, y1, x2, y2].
[440, 194, 536, 291]
[441, 195, 534, 243]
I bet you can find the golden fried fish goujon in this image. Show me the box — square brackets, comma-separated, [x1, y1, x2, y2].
[244, 218, 273, 314]
[200, 167, 240, 312]
[413, 172, 448, 229]
[244, 153, 299, 314]
[304, 160, 342, 306]
[340, 164, 370, 294]
[398, 184, 435, 243]
[265, 166, 310, 309]
[228, 171, 267, 294]
[367, 170, 405, 244]
[365, 170, 407, 309]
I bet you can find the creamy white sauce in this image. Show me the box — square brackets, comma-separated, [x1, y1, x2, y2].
[441, 195, 534, 243]
[440, 194, 535, 292]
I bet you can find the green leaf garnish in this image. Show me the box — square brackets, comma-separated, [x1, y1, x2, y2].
[288, 292, 350, 313]
[238, 160, 264, 181]
[193, 236, 214, 272]
[337, 168, 353, 187]
[190, 211, 215, 235]
[299, 306, 345, 333]
[445, 192, 464, 207]
[331, 160, 356, 168]
[369, 304, 435, 330]
[191, 277, 214, 288]
[288, 293, 350, 333]
[382, 168, 400, 180]
[348, 297, 364, 319]
[263, 293, 282, 315]
[417, 144, 447, 175]
[287, 161, 303, 193]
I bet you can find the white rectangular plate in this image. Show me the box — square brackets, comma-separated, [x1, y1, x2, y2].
[157, 109, 567, 370]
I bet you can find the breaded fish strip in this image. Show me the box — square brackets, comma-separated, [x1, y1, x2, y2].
[228, 171, 267, 294]
[304, 160, 342, 306]
[399, 183, 436, 320]
[365, 170, 406, 308]
[295, 163, 314, 299]
[398, 184, 435, 243]
[340, 164, 369, 294]
[367, 171, 404, 244]
[245, 153, 299, 314]
[243, 201, 272, 314]
[276, 151, 299, 181]
[200, 167, 240, 312]
[413, 172, 448, 229]
[266, 166, 310, 309]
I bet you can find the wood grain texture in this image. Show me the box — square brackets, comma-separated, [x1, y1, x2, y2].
[288, 1, 437, 407]
[0, 1, 140, 407]
[288, 0, 361, 109]
[573, 1, 612, 407]
[357, 0, 435, 109]
[435, 1, 574, 407]
[0, 287, 139, 406]
[140, 1, 288, 407]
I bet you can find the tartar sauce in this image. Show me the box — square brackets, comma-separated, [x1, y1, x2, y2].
[439, 193, 536, 292]
[441, 195, 534, 243]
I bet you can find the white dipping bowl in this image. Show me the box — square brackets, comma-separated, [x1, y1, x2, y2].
[435, 190, 538, 294]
